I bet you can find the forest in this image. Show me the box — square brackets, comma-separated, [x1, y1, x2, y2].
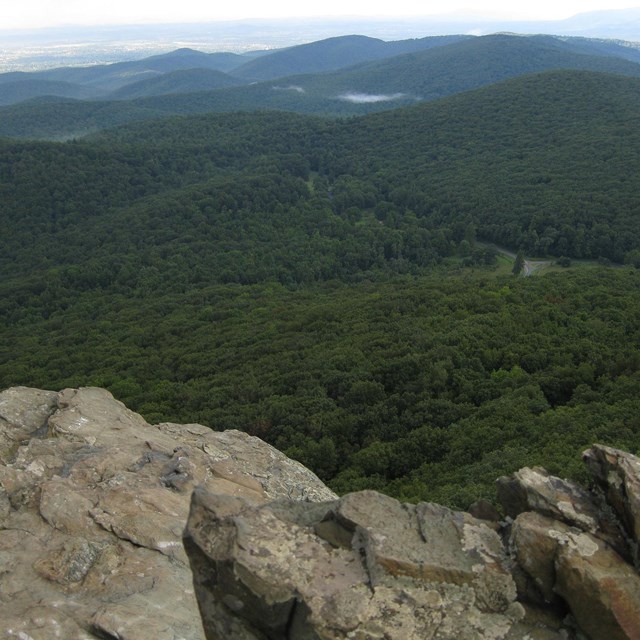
[2, 68, 640, 506]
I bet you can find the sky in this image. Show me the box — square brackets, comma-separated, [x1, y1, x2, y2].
[3, 0, 640, 30]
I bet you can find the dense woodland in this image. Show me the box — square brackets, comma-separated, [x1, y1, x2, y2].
[2, 65, 640, 506]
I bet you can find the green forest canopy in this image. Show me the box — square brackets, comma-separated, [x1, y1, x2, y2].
[2, 69, 640, 507]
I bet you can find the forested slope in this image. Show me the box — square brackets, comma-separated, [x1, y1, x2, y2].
[2, 34, 640, 139]
[328, 70, 640, 260]
[2, 68, 640, 506]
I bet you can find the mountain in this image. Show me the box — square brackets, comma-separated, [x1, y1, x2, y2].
[553, 7, 640, 39]
[2, 33, 640, 138]
[330, 69, 640, 260]
[230, 34, 470, 81]
[2, 70, 640, 282]
[290, 33, 640, 101]
[0, 48, 251, 104]
[556, 35, 640, 65]
[34, 48, 249, 90]
[0, 34, 640, 116]
[3, 68, 640, 513]
[0, 77, 99, 105]
[108, 68, 244, 100]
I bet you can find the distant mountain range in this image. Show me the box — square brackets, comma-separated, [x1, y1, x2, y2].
[2, 7, 640, 73]
[1, 31, 640, 138]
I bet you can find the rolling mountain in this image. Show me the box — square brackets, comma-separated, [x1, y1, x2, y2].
[0, 77, 99, 105]
[3, 69, 639, 271]
[108, 68, 244, 100]
[0, 48, 252, 103]
[229, 34, 470, 81]
[2, 33, 640, 139]
[288, 33, 640, 101]
[3, 67, 640, 508]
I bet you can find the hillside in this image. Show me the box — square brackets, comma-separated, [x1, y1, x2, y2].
[0, 77, 100, 105]
[291, 32, 640, 100]
[229, 33, 470, 81]
[108, 68, 244, 99]
[330, 69, 640, 260]
[2, 68, 640, 503]
[29, 48, 249, 92]
[2, 33, 640, 137]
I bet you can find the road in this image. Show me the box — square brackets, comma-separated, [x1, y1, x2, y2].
[484, 244, 552, 276]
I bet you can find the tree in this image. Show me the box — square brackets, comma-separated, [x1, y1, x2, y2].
[512, 251, 525, 276]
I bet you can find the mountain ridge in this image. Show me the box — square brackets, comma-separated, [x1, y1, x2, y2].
[1, 32, 640, 115]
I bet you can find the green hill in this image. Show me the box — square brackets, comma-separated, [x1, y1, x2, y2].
[230, 34, 470, 81]
[0, 78, 99, 105]
[3, 67, 640, 506]
[108, 68, 244, 100]
[0, 48, 251, 105]
[290, 33, 640, 100]
[327, 69, 640, 261]
[3, 33, 640, 139]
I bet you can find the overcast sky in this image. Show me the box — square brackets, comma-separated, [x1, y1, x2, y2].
[3, 0, 640, 30]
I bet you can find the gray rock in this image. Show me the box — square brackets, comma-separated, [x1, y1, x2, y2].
[184, 487, 527, 639]
[497, 465, 628, 557]
[583, 444, 640, 549]
[4, 386, 639, 640]
[0, 386, 334, 640]
[510, 510, 640, 639]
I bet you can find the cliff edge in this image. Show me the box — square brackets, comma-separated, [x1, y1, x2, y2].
[0, 386, 335, 639]
[1, 386, 639, 639]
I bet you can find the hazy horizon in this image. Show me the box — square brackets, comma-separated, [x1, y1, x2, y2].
[3, 1, 640, 31]
[2, 4, 639, 73]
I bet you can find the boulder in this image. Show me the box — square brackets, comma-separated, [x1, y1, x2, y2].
[0, 386, 335, 640]
[497, 466, 627, 557]
[185, 487, 542, 639]
[583, 444, 640, 548]
[511, 511, 640, 639]
[3, 386, 640, 640]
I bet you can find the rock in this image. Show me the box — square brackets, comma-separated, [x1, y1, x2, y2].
[4, 386, 640, 640]
[0, 386, 335, 640]
[583, 444, 640, 548]
[468, 499, 502, 526]
[510, 510, 640, 639]
[555, 530, 640, 640]
[184, 487, 537, 639]
[497, 465, 628, 558]
[511, 512, 563, 603]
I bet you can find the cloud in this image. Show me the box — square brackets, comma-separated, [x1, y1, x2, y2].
[272, 85, 306, 93]
[337, 91, 406, 103]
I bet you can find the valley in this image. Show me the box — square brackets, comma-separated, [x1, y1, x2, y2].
[1, 28, 640, 507]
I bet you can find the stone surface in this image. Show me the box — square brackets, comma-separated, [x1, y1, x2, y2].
[497, 465, 628, 557]
[185, 487, 542, 639]
[555, 530, 640, 640]
[0, 386, 335, 640]
[510, 511, 640, 640]
[5, 386, 640, 640]
[583, 444, 640, 549]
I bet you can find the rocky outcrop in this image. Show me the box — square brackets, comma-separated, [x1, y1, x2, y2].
[583, 445, 640, 555]
[0, 386, 335, 640]
[3, 386, 640, 640]
[185, 489, 528, 639]
[498, 447, 640, 640]
[186, 449, 640, 640]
